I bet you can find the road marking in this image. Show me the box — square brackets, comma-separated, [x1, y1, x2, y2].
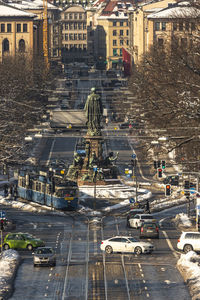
[46, 138, 56, 166]
[162, 230, 179, 259]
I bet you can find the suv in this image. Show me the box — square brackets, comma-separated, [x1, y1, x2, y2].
[128, 214, 157, 229]
[177, 232, 200, 253]
[140, 222, 159, 239]
[127, 209, 145, 227]
[3, 233, 45, 251]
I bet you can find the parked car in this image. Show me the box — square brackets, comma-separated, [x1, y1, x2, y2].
[33, 247, 56, 267]
[127, 209, 145, 227]
[100, 236, 154, 255]
[140, 222, 159, 239]
[128, 214, 157, 229]
[177, 232, 200, 253]
[3, 233, 45, 251]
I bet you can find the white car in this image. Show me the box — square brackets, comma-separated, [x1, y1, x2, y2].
[177, 232, 200, 253]
[128, 214, 157, 228]
[100, 236, 154, 255]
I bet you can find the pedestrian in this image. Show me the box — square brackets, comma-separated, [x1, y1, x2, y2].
[129, 123, 133, 135]
[105, 117, 109, 126]
[4, 184, 8, 197]
[9, 185, 13, 197]
[146, 200, 150, 213]
[13, 185, 18, 201]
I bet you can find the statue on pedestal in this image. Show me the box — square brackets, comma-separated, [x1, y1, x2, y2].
[84, 87, 103, 136]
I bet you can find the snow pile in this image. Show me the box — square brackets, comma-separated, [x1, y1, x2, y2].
[177, 251, 200, 300]
[0, 250, 20, 299]
[174, 213, 192, 227]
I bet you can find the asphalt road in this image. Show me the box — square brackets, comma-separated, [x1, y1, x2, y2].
[2, 204, 190, 300]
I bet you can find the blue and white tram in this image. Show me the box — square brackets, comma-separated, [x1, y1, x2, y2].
[17, 169, 79, 210]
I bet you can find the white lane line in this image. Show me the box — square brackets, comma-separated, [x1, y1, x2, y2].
[46, 138, 56, 166]
[162, 230, 179, 259]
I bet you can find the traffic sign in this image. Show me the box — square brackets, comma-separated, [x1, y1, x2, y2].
[132, 154, 136, 159]
[129, 197, 135, 203]
[0, 211, 6, 219]
[125, 168, 129, 174]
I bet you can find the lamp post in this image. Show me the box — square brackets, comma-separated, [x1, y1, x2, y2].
[93, 165, 98, 211]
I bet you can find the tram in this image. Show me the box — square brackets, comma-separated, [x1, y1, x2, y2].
[17, 167, 79, 210]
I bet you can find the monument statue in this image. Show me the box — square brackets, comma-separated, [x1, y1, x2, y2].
[84, 87, 103, 136]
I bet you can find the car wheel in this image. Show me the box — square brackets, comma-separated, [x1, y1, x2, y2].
[27, 244, 33, 251]
[183, 244, 193, 253]
[3, 244, 10, 250]
[105, 245, 113, 254]
[135, 246, 142, 255]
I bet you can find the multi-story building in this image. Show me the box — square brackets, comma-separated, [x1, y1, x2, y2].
[60, 5, 89, 63]
[0, 3, 37, 62]
[7, 0, 61, 61]
[147, 3, 200, 52]
[96, 1, 133, 70]
[128, 0, 176, 64]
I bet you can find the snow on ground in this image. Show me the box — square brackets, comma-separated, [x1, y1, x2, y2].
[174, 212, 192, 227]
[177, 251, 200, 300]
[0, 250, 20, 299]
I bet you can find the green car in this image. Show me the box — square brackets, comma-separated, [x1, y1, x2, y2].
[3, 233, 45, 251]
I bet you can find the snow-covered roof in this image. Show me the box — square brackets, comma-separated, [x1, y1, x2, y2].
[0, 4, 36, 17]
[148, 4, 200, 19]
[7, 0, 60, 11]
[98, 0, 133, 19]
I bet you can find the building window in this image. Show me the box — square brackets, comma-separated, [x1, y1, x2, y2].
[74, 33, 77, 40]
[2, 38, 9, 52]
[126, 29, 129, 36]
[78, 34, 82, 40]
[179, 22, 183, 31]
[65, 23, 68, 30]
[120, 21, 123, 26]
[120, 30, 123, 36]
[83, 23, 86, 30]
[126, 40, 129, 45]
[17, 24, 21, 32]
[158, 38, 163, 47]
[191, 22, 195, 31]
[65, 34, 68, 41]
[7, 24, 11, 33]
[19, 39, 25, 52]
[120, 48, 122, 56]
[83, 34, 86, 40]
[78, 23, 82, 30]
[113, 48, 118, 56]
[1, 24, 5, 33]
[185, 22, 189, 31]
[69, 24, 73, 30]
[155, 22, 160, 31]
[23, 24, 27, 32]
[161, 22, 166, 31]
[64, 13, 68, 19]
[113, 30, 117, 36]
[69, 34, 73, 40]
[113, 40, 117, 46]
[69, 13, 73, 20]
[113, 21, 117, 26]
[83, 44, 86, 50]
[74, 23, 77, 29]
[120, 40, 123, 46]
[74, 13, 78, 20]
[173, 23, 177, 31]
[181, 38, 187, 48]
[79, 13, 82, 19]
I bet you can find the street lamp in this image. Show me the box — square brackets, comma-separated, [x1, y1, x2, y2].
[93, 165, 98, 210]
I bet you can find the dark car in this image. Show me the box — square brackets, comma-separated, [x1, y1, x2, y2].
[140, 222, 159, 239]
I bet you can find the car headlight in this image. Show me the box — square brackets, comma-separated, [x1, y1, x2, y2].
[34, 256, 40, 262]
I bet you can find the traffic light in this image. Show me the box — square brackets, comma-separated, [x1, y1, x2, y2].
[157, 168, 162, 178]
[162, 161, 166, 169]
[153, 161, 157, 169]
[131, 159, 136, 167]
[0, 219, 4, 230]
[165, 184, 171, 196]
[157, 160, 161, 168]
[184, 180, 190, 190]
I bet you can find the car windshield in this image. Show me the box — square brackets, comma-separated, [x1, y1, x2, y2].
[143, 223, 156, 228]
[141, 216, 153, 220]
[36, 248, 53, 254]
[127, 237, 138, 243]
[23, 234, 35, 240]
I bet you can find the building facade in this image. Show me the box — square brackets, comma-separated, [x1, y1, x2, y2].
[0, 4, 37, 62]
